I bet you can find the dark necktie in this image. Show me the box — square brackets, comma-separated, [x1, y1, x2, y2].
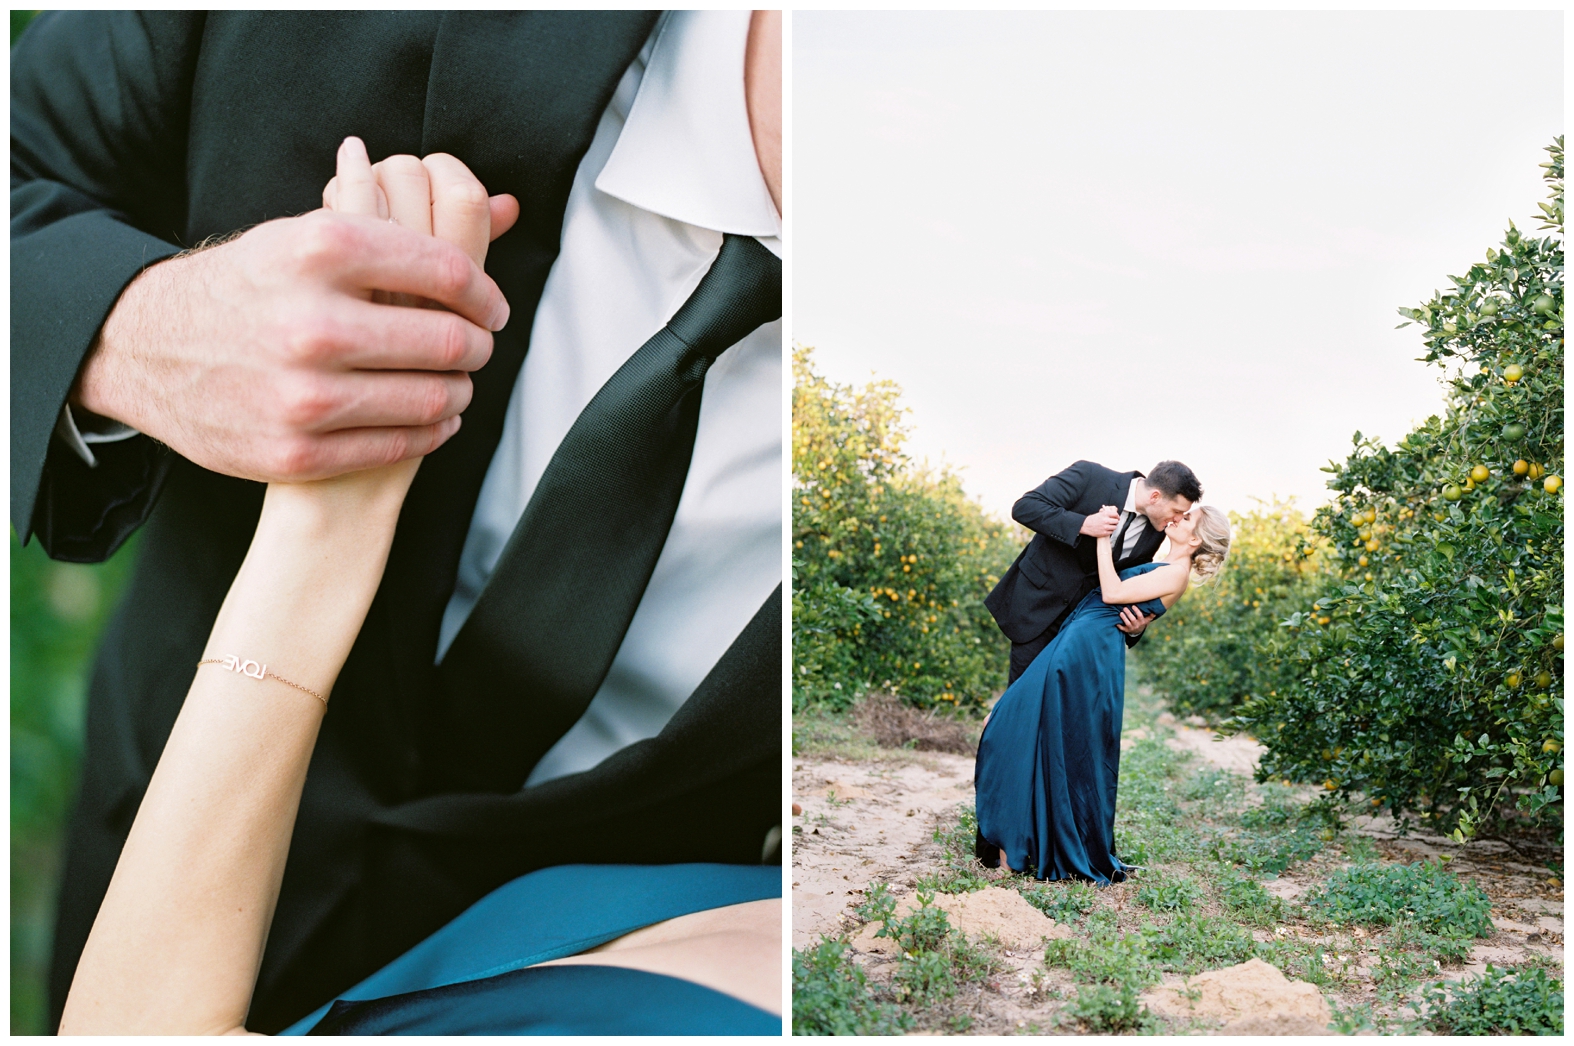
[1112, 512, 1135, 562]
[432, 234, 781, 793]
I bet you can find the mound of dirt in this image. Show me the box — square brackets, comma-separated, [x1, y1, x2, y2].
[1145, 957, 1330, 1035]
[851, 887, 1072, 955]
[852, 692, 979, 755]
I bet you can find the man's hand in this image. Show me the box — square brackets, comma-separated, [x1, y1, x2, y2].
[1079, 505, 1120, 538]
[1116, 606, 1155, 637]
[73, 147, 515, 483]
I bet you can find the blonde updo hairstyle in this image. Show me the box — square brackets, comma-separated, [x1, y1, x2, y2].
[1187, 505, 1232, 582]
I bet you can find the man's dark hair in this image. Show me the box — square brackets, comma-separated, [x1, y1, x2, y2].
[1148, 460, 1202, 502]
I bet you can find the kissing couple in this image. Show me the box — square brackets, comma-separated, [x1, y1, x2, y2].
[978, 460, 1232, 882]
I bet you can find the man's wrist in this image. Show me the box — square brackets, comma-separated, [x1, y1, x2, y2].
[74, 260, 170, 430]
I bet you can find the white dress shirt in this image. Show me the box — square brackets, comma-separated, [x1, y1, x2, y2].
[437, 10, 782, 787]
[1115, 478, 1148, 559]
[64, 11, 783, 790]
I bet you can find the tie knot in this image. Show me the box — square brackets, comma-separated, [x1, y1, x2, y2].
[666, 234, 782, 356]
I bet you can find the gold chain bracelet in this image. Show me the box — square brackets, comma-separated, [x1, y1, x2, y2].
[198, 655, 327, 707]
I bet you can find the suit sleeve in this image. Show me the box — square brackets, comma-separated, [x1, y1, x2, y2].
[10, 11, 205, 560]
[1011, 460, 1096, 547]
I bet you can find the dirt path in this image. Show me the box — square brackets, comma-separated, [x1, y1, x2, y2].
[791, 751, 975, 949]
[791, 711, 1264, 949]
[792, 703, 1564, 1033]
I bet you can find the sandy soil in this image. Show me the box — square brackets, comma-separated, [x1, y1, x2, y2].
[791, 709, 1564, 1032]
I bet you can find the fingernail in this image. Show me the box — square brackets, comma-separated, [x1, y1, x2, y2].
[490, 297, 510, 332]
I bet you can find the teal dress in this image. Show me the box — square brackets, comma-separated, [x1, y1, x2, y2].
[278, 863, 781, 1035]
[974, 562, 1169, 884]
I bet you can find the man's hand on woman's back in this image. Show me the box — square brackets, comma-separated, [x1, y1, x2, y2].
[72, 140, 516, 485]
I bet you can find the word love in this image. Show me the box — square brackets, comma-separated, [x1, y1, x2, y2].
[217, 655, 268, 679]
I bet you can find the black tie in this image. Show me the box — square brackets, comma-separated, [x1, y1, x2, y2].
[1112, 512, 1135, 562]
[432, 234, 781, 793]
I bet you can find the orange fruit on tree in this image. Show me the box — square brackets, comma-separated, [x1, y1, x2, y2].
[1546, 475, 1563, 494]
[1514, 459, 1530, 475]
[1529, 462, 1545, 480]
[1470, 464, 1490, 483]
[1504, 362, 1523, 382]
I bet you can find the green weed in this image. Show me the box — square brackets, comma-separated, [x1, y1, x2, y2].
[1021, 880, 1096, 924]
[1141, 912, 1257, 974]
[1305, 860, 1493, 936]
[1136, 874, 1202, 912]
[1419, 965, 1563, 1035]
[791, 939, 912, 1035]
[1055, 981, 1159, 1034]
[1216, 869, 1287, 926]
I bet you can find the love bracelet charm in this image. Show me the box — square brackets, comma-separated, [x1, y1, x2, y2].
[198, 654, 327, 706]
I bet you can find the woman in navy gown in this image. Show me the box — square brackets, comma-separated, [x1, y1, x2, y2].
[56, 142, 779, 1036]
[974, 505, 1232, 883]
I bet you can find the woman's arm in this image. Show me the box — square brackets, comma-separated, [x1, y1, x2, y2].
[60, 474, 410, 1035]
[59, 139, 514, 1035]
[1094, 535, 1186, 606]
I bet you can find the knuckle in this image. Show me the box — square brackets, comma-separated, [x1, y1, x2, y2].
[283, 310, 340, 365]
[292, 213, 356, 268]
[430, 244, 471, 299]
[416, 378, 452, 425]
[438, 178, 489, 212]
[270, 436, 320, 478]
[435, 314, 471, 369]
[280, 374, 337, 427]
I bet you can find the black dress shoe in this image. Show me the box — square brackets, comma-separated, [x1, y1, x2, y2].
[975, 829, 1001, 868]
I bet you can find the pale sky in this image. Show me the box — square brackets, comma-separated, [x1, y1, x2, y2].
[793, 10, 1563, 521]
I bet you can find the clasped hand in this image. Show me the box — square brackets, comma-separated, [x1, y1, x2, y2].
[1083, 504, 1153, 637]
[74, 137, 519, 485]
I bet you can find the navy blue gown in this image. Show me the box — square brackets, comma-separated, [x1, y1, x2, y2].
[974, 562, 1169, 884]
[278, 863, 781, 1035]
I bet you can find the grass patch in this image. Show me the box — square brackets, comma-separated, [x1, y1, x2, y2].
[792, 704, 887, 761]
[1142, 912, 1258, 974]
[1221, 786, 1326, 873]
[1055, 981, 1159, 1034]
[1021, 880, 1097, 924]
[844, 884, 1006, 1033]
[1304, 860, 1494, 936]
[1216, 869, 1287, 926]
[1418, 965, 1563, 1035]
[1136, 873, 1202, 913]
[791, 938, 912, 1035]
[1044, 931, 1161, 990]
[915, 806, 992, 894]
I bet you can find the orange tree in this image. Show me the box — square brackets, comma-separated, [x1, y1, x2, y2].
[1237, 140, 1564, 838]
[1134, 500, 1330, 720]
[792, 347, 1021, 713]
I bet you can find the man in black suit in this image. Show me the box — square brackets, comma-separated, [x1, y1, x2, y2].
[985, 460, 1202, 684]
[12, 12, 780, 1033]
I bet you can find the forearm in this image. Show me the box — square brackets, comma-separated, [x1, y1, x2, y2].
[60, 470, 410, 1034]
[1095, 536, 1124, 599]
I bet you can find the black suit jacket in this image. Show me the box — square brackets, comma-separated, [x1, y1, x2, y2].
[12, 12, 780, 1033]
[984, 460, 1165, 645]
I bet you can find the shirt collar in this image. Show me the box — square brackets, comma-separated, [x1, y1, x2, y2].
[1123, 478, 1141, 515]
[595, 10, 781, 244]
